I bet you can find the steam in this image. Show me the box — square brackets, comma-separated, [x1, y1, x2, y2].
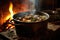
[28, 0, 36, 14]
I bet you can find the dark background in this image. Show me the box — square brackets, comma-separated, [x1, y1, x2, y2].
[0, 0, 60, 10]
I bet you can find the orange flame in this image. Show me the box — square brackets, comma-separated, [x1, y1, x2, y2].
[7, 2, 15, 29]
[9, 2, 14, 19]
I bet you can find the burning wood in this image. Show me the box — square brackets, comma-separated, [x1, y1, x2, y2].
[0, 18, 15, 32]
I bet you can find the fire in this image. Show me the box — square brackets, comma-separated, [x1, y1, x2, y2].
[6, 1, 30, 29]
[6, 2, 15, 29]
[9, 2, 14, 19]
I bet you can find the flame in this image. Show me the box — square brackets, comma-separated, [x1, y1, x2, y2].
[9, 2, 13, 19]
[6, 2, 30, 29]
[7, 2, 15, 29]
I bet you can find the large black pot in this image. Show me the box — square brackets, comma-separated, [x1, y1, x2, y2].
[13, 11, 49, 37]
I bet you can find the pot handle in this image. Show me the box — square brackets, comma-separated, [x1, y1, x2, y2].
[9, 19, 22, 25]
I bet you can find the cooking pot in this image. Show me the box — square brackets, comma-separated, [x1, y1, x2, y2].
[12, 11, 49, 37]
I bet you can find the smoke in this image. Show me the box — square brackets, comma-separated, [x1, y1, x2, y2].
[28, 0, 36, 14]
[35, 0, 42, 11]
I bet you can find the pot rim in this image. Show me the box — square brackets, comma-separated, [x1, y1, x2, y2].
[13, 11, 49, 23]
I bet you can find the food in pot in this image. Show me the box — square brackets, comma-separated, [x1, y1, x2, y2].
[16, 14, 47, 22]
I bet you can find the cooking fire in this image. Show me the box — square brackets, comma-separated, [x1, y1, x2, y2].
[0, 0, 60, 40]
[0, 0, 37, 30]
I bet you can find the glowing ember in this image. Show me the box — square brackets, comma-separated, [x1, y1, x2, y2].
[9, 2, 14, 19]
